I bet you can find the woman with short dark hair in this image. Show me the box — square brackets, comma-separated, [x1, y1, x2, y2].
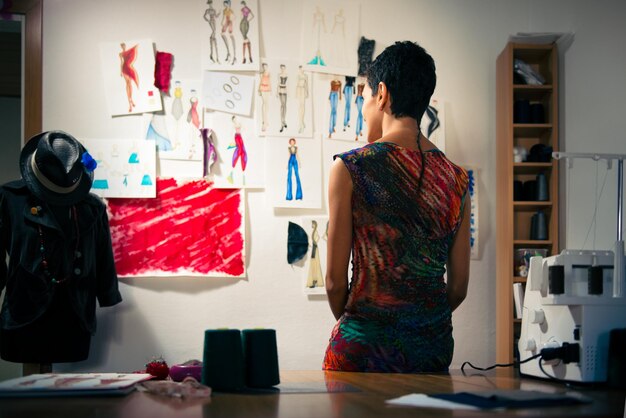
[323, 41, 471, 373]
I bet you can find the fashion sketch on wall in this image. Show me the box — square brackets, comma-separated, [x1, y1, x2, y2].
[300, 2, 361, 76]
[201, 0, 260, 71]
[82, 138, 156, 198]
[141, 79, 204, 161]
[301, 216, 329, 295]
[206, 111, 265, 188]
[466, 167, 479, 259]
[202, 71, 255, 116]
[107, 178, 246, 278]
[256, 59, 314, 138]
[316, 73, 368, 142]
[99, 39, 162, 116]
[420, 98, 446, 152]
[265, 136, 322, 209]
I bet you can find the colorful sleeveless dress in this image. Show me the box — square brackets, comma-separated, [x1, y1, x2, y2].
[323, 142, 469, 373]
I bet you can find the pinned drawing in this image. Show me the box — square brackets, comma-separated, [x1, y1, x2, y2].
[256, 59, 313, 138]
[301, 216, 329, 295]
[317, 73, 367, 142]
[142, 79, 204, 161]
[82, 138, 156, 198]
[207, 111, 265, 188]
[420, 98, 446, 152]
[266, 136, 321, 208]
[108, 177, 246, 278]
[300, 2, 361, 76]
[203, 71, 255, 116]
[228, 115, 248, 184]
[201, 0, 260, 71]
[466, 167, 480, 260]
[328, 78, 342, 138]
[286, 138, 303, 200]
[100, 39, 162, 116]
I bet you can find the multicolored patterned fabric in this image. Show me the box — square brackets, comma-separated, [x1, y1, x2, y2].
[323, 142, 469, 373]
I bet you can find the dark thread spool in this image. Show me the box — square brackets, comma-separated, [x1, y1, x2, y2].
[523, 180, 537, 201]
[530, 103, 545, 123]
[513, 180, 523, 201]
[532, 211, 548, 241]
[202, 329, 245, 391]
[535, 173, 549, 201]
[549, 265, 565, 295]
[242, 329, 280, 388]
[514, 99, 531, 123]
[588, 266, 603, 295]
[607, 329, 626, 389]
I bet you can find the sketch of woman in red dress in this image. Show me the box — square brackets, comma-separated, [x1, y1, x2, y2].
[119, 43, 139, 112]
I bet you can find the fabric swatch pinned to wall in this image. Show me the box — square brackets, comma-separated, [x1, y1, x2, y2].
[107, 177, 246, 278]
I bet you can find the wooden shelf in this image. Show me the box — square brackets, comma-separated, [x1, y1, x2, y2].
[513, 84, 553, 91]
[513, 201, 552, 211]
[513, 240, 553, 246]
[514, 124, 553, 137]
[513, 162, 553, 174]
[496, 42, 559, 364]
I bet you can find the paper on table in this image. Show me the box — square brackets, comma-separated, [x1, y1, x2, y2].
[386, 393, 479, 410]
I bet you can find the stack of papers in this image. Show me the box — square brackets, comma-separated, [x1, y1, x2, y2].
[0, 373, 153, 397]
[387, 390, 591, 410]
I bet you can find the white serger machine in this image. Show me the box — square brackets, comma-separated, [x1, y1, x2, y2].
[518, 152, 626, 383]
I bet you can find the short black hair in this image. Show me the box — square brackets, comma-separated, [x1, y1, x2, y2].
[366, 41, 436, 123]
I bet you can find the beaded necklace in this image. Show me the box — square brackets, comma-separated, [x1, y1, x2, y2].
[37, 205, 81, 285]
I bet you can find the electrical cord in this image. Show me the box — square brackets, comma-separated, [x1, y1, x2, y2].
[461, 353, 541, 373]
[461, 344, 582, 385]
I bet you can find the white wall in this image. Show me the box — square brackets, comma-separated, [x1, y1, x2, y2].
[1, 0, 623, 377]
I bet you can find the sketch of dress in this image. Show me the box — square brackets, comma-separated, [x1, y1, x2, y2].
[296, 67, 309, 133]
[146, 113, 173, 151]
[306, 221, 324, 288]
[171, 82, 184, 121]
[187, 93, 200, 129]
[119, 43, 139, 113]
[307, 7, 326, 66]
[331, 9, 347, 67]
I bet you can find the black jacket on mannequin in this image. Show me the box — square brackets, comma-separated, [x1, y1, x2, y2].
[0, 180, 122, 362]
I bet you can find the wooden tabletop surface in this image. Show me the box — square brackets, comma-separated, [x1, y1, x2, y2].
[0, 369, 624, 418]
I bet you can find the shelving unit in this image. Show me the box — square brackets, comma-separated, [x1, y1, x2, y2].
[495, 42, 560, 364]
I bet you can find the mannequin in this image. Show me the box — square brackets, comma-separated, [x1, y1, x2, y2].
[0, 131, 122, 375]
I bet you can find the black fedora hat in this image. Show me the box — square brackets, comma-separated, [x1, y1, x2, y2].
[20, 130, 96, 206]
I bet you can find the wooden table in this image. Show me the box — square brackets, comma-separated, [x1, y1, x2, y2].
[0, 370, 624, 418]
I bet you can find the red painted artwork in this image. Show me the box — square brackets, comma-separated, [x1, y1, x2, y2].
[107, 178, 245, 277]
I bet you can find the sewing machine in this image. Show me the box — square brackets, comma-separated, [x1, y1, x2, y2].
[518, 249, 626, 382]
[518, 151, 626, 383]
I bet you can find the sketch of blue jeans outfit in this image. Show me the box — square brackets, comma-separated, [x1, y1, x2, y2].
[329, 91, 339, 136]
[355, 95, 364, 137]
[286, 147, 302, 201]
[343, 77, 355, 129]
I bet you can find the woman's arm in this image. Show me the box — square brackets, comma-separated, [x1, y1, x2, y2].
[446, 194, 471, 312]
[325, 158, 353, 320]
